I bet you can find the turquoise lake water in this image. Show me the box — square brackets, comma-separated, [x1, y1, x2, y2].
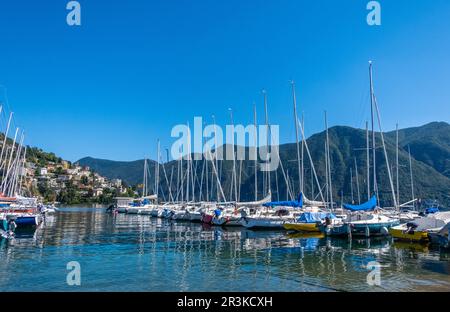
[1, 207, 449, 292]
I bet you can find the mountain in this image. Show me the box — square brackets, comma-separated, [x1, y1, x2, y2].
[77, 122, 450, 207]
[387, 122, 450, 179]
[76, 157, 158, 187]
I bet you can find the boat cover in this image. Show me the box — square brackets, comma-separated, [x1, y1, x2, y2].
[298, 212, 336, 223]
[426, 207, 439, 214]
[263, 193, 303, 208]
[302, 193, 326, 207]
[343, 195, 377, 212]
[235, 193, 272, 207]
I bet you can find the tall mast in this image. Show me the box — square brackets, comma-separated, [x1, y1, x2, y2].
[325, 111, 333, 209]
[301, 114, 305, 194]
[324, 141, 329, 208]
[366, 121, 370, 201]
[253, 104, 258, 201]
[275, 168, 279, 201]
[297, 116, 326, 205]
[408, 145, 415, 210]
[229, 108, 238, 202]
[2, 127, 19, 192]
[8, 133, 24, 196]
[190, 147, 195, 202]
[373, 96, 398, 209]
[17, 146, 27, 196]
[142, 158, 147, 196]
[212, 115, 220, 202]
[204, 121, 209, 202]
[169, 166, 174, 202]
[350, 167, 354, 204]
[286, 169, 290, 200]
[156, 139, 160, 202]
[186, 124, 190, 202]
[206, 144, 226, 202]
[180, 153, 183, 202]
[263, 90, 271, 195]
[238, 159, 243, 202]
[355, 157, 361, 204]
[396, 123, 400, 205]
[0, 112, 13, 171]
[291, 81, 302, 195]
[369, 62, 377, 200]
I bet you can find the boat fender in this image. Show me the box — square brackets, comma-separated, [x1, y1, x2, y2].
[380, 227, 389, 236]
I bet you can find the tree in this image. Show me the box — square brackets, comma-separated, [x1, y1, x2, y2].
[81, 176, 89, 186]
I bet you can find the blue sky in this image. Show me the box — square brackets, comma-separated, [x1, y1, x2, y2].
[0, 0, 449, 162]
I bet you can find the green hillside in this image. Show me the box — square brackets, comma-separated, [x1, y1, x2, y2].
[77, 122, 450, 208]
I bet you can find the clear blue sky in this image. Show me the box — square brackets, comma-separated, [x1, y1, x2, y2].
[0, 0, 449, 162]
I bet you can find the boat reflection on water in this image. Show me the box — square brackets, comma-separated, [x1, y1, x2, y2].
[0, 209, 449, 292]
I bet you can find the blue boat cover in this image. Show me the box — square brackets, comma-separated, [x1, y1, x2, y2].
[214, 209, 222, 217]
[263, 193, 303, 208]
[343, 195, 377, 212]
[298, 212, 336, 223]
[426, 207, 439, 214]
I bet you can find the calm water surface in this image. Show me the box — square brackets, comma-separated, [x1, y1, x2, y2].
[1, 207, 450, 292]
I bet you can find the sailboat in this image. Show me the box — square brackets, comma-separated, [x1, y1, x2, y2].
[240, 193, 302, 229]
[324, 62, 401, 237]
[0, 114, 43, 232]
[211, 193, 273, 226]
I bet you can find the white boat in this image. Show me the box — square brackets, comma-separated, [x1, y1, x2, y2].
[390, 212, 450, 242]
[186, 205, 204, 222]
[429, 222, 450, 249]
[346, 212, 399, 236]
[126, 207, 141, 214]
[171, 209, 188, 220]
[210, 206, 243, 226]
[240, 207, 298, 229]
[114, 197, 135, 213]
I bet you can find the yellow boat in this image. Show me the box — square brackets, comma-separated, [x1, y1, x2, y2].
[389, 226, 429, 242]
[284, 222, 321, 232]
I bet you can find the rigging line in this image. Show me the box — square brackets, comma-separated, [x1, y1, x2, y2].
[297, 117, 326, 205]
[266, 123, 293, 199]
[373, 95, 398, 209]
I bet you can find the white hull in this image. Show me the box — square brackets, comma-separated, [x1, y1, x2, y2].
[127, 207, 141, 214]
[139, 208, 154, 215]
[188, 211, 202, 221]
[212, 215, 242, 226]
[171, 210, 188, 220]
[241, 216, 291, 229]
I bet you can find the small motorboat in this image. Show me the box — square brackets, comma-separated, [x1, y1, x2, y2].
[390, 212, 450, 242]
[284, 212, 341, 233]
